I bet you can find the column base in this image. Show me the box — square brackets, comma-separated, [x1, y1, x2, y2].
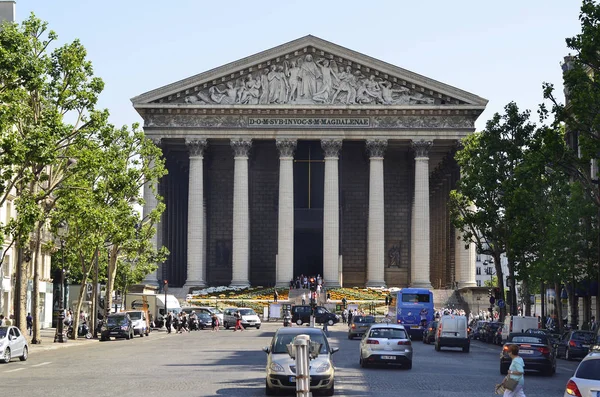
[276, 281, 291, 288]
[365, 280, 387, 288]
[457, 281, 477, 289]
[230, 281, 251, 288]
[410, 281, 433, 289]
[325, 282, 341, 288]
[183, 281, 207, 294]
[141, 277, 160, 288]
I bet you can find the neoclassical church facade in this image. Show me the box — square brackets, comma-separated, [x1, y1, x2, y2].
[132, 36, 487, 291]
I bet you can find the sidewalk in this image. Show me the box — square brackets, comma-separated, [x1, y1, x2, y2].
[28, 327, 96, 353]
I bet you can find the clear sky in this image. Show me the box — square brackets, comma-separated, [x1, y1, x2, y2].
[12, 0, 584, 131]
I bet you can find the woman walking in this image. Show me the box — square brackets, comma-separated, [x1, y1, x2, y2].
[504, 344, 526, 397]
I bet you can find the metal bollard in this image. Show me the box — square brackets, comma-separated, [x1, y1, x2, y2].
[286, 334, 312, 397]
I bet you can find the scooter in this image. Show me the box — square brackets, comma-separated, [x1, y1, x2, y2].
[189, 317, 200, 331]
[283, 310, 292, 327]
[67, 321, 93, 339]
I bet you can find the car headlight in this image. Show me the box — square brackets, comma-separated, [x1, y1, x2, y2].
[121, 325, 129, 331]
[269, 362, 284, 372]
[314, 362, 331, 373]
[101, 325, 107, 331]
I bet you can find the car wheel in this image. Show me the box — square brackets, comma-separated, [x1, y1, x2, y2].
[360, 355, 368, 368]
[265, 379, 277, 396]
[404, 360, 412, 370]
[125, 332, 130, 340]
[140, 331, 144, 338]
[296, 319, 303, 326]
[1, 347, 11, 363]
[435, 343, 440, 352]
[100, 336, 108, 342]
[500, 363, 509, 375]
[348, 333, 353, 340]
[256, 326, 261, 330]
[19, 346, 28, 361]
[463, 345, 470, 353]
[327, 319, 334, 326]
[323, 380, 334, 396]
[225, 322, 230, 330]
[85, 332, 93, 339]
[566, 348, 572, 361]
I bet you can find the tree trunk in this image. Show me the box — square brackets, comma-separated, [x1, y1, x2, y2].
[493, 252, 506, 322]
[105, 245, 118, 318]
[71, 254, 94, 340]
[555, 282, 564, 333]
[14, 241, 29, 334]
[569, 284, 578, 330]
[91, 249, 98, 337]
[31, 221, 44, 344]
[523, 279, 532, 316]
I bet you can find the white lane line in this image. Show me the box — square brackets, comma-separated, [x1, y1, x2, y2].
[4, 367, 26, 373]
[32, 362, 51, 367]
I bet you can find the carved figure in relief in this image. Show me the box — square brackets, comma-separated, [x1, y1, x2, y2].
[285, 60, 300, 102]
[409, 92, 435, 104]
[356, 77, 373, 104]
[299, 54, 321, 99]
[331, 66, 358, 104]
[259, 68, 269, 104]
[210, 81, 238, 104]
[380, 80, 410, 105]
[364, 75, 384, 104]
[277, 65, 289, 103]
[312, 58, 338, 103]
[239, 74, 260, 105]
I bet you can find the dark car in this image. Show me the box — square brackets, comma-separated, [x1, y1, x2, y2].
[348, 315, 376, 339]
[481, 322, 502, 344]
[525, 328, 561, 346]
[197, 312, 212, 329]
[500, 333, 556, 376]
[556, 330, 596, 361]
[471, 321, 488, 341]
[100, 313, 134, 341]
[292, 305, 340, 326]
[422, 320, 438, 344]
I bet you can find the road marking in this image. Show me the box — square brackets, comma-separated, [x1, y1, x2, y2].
[4, 367, 25, 373]
[32, 362, 51, 367]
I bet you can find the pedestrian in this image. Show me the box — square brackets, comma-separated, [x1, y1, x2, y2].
[26, 312, 33, 336]
[0, 314, 4, 326]
[233, 310, 244, 331]
[322, 318, 329, 336]
[274, 289, 279, 303]
[348, 310, 353, 324]
[590, 316, 597, 333]
[165, 312, 172, 334]
[385, 295, 389, 306]
[302, 292, 306, 305]
[342, 308, 348, 324]
[502, 344, 526, 397]
[211, 313, 218, 332]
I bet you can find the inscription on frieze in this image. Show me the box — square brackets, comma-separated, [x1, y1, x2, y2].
[248, 117, 369, 128]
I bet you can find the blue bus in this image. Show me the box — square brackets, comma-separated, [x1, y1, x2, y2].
[395, 288, 434, 339]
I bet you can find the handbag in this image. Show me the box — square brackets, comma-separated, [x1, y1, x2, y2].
[501, 375, 519, 391]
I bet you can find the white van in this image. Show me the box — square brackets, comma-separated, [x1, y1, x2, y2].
[502, 316, 539, 342]
[435, 315, 470, 353]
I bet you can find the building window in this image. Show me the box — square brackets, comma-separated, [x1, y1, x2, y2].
[476, 280, 481, 287]
[476, 254, 481, 262]
[476, 267, 481, 275]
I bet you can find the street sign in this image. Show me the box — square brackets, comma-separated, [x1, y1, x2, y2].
[489, 296, 496, 305]
[497, 299, 505, 308]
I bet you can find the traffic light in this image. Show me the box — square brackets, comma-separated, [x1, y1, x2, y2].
[494, 288, 500, 300]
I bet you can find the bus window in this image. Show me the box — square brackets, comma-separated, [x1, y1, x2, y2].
[401, 293, 431, 303]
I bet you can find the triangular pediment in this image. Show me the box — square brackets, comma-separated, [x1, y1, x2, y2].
[131, 35, 487, 108]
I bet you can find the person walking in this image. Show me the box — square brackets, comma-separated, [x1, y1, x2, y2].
[302, 292, 306, 305]
[274, 289, 279, 303]
[503, 344, 526, 397]
[26, 313, 33, 336]
[165, 312, 172, 334]
[233, 310, 244, 331]
[342, 308, 348, 324]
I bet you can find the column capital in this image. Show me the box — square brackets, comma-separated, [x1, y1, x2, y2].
[276, 138, 297, 158]
[185, 138, 207, 157]
[231, 138, 252, 157]
[366, 139, 388, 158]
[149, 137, 163, 147]
[411, 139, 433, 158]
[321, 138, 342, 158]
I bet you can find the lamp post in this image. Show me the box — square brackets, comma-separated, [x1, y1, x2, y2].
[54, 222, 68, 343]
[484, 260, 497, 318]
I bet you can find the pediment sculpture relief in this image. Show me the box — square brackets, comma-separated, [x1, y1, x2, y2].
[182, 54, 437, 106]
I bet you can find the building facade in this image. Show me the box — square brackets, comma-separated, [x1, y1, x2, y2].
[132, 36, 488, 292]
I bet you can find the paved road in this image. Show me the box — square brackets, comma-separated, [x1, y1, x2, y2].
[4, 322, 577, 397]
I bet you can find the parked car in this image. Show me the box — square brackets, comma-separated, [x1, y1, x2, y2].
[348, 315, 376, 340]
[291, 305, 340, 326]
[0, 326, 28, 363]
[263, 326, 337, 396]
[359, 323, 413, 369]
[471, 321, 488, 341]
[422, 320, 438, 344]
[100, 313, 134, 341]
[556, 330, 596, 361]
[435, 315, 470, 352]
[500, 333, 556, 376]
[125, 310, 150, 337]
[181, 306, 224, 323]
[222, 307, 262, 329]
[563, 352, 600, 396]
[525, 328, 560, 346]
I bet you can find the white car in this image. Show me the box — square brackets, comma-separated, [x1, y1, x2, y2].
[0, 326, 29, 363]
[263, 327, 337, 396]
[564, 351, 600, 396]
[223, 307, 261, 329]
[359, 323, 413, 369]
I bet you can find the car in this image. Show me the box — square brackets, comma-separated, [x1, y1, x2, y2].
[471, 320, 488, 341]
[563, 352, 600, 396]
[348, 315, 376, 340]
[291, 305, 340, 326]
[524, 328, 560, 346]
[222, 307, 262, 329]
[556, 330, 597, 361]
[435, 315, 470, 352]
[0, 326, 28, 363]
[359, 323, 413, 369]
[481, 322, 502, 344]
[500, 333, 556, 376]
[125, 310, 150, 337]
[422, 320, 438, 344]
[263, 326, 337, 396]
[181, 306, 224, 323]
[100, 313, 135, 341]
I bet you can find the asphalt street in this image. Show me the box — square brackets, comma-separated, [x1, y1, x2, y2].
[3, 322, 578, 397]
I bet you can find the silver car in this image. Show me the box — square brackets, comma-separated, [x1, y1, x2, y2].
[263, 327, 337, 396]
[359, 323, 413, 369]
[0, 326, 29, 363]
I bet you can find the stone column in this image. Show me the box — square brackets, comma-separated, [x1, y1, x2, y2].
[184, 139, 207, 291]
[142, 138, 161, 286]
[455, 202, 477, 288]
[276, 139, 297, 287]
[322, 139, 342, 287]
[411, 140, 433, 288]
[230, 138, 252, 287]
[366, 139, 387, 287]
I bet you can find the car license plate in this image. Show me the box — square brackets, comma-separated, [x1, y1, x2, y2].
[582, 344, 590, 348]
[411, 326, 420, 329]
[381, 355, 396, 360]
[520, 350, 533, 354]
[289, 376, 296, 383]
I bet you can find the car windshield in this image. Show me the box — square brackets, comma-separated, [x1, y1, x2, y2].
[510, 336, 546, 344]
[198, 313, 211, 320]
[354, 316, 375, 324]
[128, 312, 142, 320]
[575, 359, 600, 381]
[572, 331, 595, 342]
[107, 316, 128, 326]
[369, 328, 407, 339]
[209, 308, 222, 314]
[272, 333, 328, 354]
[0, 328, 7, 339]
[240, 309, 256, 316]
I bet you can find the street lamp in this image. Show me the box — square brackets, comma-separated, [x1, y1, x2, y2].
[484, 259, 497, 318]
[54, 222, 68, 343]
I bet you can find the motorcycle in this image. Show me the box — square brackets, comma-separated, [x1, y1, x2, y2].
[189, 317, 200, 331]
[67, 321, 93, 339]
